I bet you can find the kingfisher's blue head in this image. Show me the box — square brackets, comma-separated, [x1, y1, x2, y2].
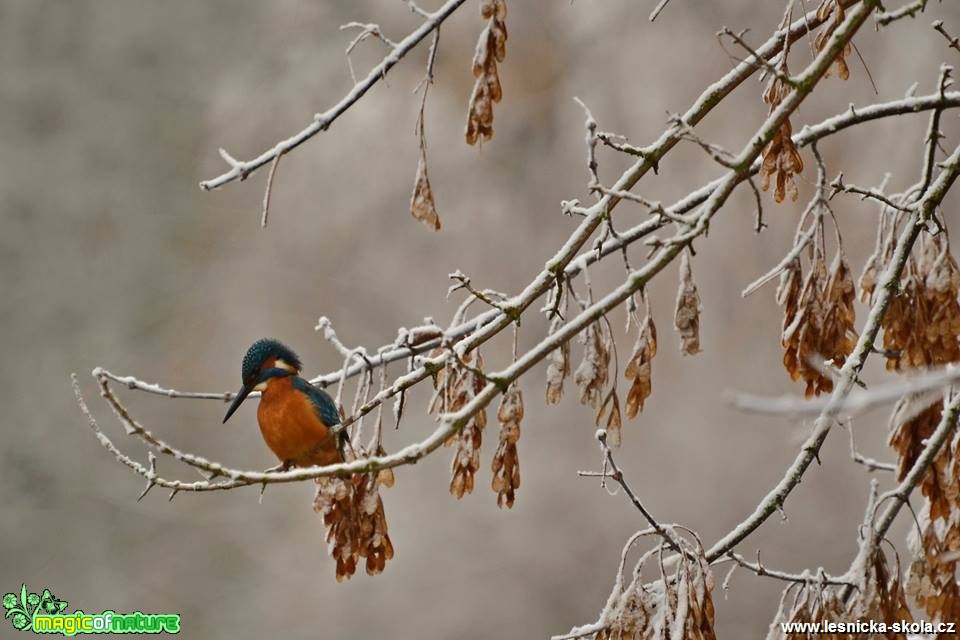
[223, 339, 302, 423]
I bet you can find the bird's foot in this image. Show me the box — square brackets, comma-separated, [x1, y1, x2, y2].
[264, 460, 295, 473]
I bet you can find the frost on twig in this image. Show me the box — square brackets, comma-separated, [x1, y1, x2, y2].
[340, 22, 397, 86]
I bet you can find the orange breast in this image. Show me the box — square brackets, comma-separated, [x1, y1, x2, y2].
[257, 377, 341, 467]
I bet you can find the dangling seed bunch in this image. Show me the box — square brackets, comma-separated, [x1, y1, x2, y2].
[465, 0, 508, 145]
[760, 79, 804, 203]
[866, 200, 960, 625]
[624, 302, 657, 419]
[595, 542, 717, 640]
[674, 250, 702, 355]
[878, 222, 960, 505]
[313, 469, 395, 582]
[777, 197, 857, 397]
[814, 0, 853, 81]
[574, 318, 612, 410]
[881, 233, 960, 371]
[491, 383, 523, 508]
[758, 27, 802, 203]
[882, 229, 960, 523]
[429, 348, 489, 499]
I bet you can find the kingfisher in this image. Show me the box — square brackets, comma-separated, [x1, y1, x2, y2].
[223, 338, 344, 468]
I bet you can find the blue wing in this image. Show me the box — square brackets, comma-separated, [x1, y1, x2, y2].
[293, 377, 342, 428]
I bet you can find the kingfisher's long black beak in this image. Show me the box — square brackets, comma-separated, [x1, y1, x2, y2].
[223, 384, 253, 423]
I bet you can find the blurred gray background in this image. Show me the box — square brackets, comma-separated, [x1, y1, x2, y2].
[3, 1, 960, 637]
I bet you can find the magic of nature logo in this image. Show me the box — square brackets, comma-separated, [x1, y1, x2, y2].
[3, 584, 180, 635]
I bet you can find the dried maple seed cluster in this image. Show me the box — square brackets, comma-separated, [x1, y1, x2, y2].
[429, 349, 488, 498]
[596, 552, 717, 640]
[574, 319, 611, 410]
[815, 0, 853, 80]
[770, 549, 921, 640]
[465, 0, 507, 145]
[775, 587, 849, 640]
[906, 520, 960, 623]
[674, 251, 702, 355]
[878, 228, 960, 622]
[313, 470, 394, 581]
[889, 401, 953, 521]
[545, 335, 571, 405]
[778, 252, 857, 398]
[760, 75, 804, 203]
[882, 235, 960, 371]
[884, 235, 960, 518]
[861, 552, 914, 633]
[491, 384, 522, 508]
[573, 316, 629, 445]
[624, 309, 657, 419]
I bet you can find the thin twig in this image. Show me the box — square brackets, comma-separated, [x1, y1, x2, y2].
[933, 20, 960, 53]
[875, 0, 927, 27]
[648, 0, 672, 22]
[260, 151, 283, 228]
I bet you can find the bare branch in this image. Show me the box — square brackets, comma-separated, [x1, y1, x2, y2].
[199, 0, 469, 191]
[260, 151, 283, 228]
[828, 171, 913, 212]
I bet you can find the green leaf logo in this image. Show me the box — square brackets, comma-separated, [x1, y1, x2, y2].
[2, 584, 68, 632]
